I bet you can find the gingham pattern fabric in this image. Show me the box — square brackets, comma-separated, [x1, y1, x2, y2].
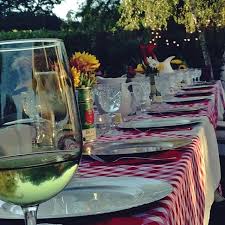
[75, 81, 225, 225]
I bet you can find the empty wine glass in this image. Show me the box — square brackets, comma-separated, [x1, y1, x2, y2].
[0, 39, 82, 225]
[95, 83, 122, 132]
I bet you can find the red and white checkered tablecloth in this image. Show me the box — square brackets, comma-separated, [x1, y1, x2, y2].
[76, 81, 224, 225]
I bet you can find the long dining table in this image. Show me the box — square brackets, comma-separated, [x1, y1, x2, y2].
[77, 80, 225, 225]
[1, 80, 225, 225]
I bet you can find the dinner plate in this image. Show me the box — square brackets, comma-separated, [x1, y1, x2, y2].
[147, 105, 206, 114]
[83, 137, 192, 155]
[0, 177, 173, 219]
[164, 96, 212, 103]
[3, 118, 33, 126]
[175, 89, 213, 97]
[118, 118, 199, 129]
[182, 84, 214, 90]
[3, 118, 46, 126]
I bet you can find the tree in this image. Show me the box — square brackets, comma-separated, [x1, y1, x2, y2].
[73, 0, 121, 33]
[0, 0, 63, 16]
[118, 0, 225, 79]
[0, 13, 62, 31]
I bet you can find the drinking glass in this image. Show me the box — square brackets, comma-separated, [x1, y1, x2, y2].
[95, 83, 122, 131]
[0, 39, 82, 225]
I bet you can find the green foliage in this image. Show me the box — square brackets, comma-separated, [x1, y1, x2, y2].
[0, 26, 224, 78]
[118, 0, 225, 32]
[118, 0, 179, 30]
[66, 0, 121, 33]
[0, 13, 62, 31]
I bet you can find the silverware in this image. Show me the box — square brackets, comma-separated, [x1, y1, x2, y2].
[88, 154, 177, 163]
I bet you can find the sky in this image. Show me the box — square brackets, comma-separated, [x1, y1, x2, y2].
[53, 0, 85, 20]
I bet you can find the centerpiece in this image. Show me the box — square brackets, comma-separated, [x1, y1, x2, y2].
[70, 51, 100, 142]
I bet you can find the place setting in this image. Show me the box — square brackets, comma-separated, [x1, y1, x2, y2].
[146, 105, 207, 115]
[174, 89, 213, 97]
[117, 117, 201, 131]
[0, 176, 173, 221]
[163, 95, 212, 104]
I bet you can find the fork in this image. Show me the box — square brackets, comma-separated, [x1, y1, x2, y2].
[88, 154, 177, 163]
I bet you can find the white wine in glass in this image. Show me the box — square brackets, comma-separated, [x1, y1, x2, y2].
[0, 39, 82, 225]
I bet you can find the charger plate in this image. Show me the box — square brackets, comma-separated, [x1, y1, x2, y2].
[0, 177, 172, 219]
[164, 96, 212, 103]
[118, 118, 200, 129]
[84, 137, 192, 155]
[175, 89, 213, 97]
[147, 105, 206, 114]
[182, 84, 214, 90]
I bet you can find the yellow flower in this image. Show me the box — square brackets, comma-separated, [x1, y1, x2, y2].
[70, 51, 100, 73]
[71, 67, 81, 87]
[135, 64, 145, 74]
[171, 59, 183, 64]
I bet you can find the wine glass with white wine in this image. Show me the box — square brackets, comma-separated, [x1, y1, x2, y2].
[0, 39, 82, 225]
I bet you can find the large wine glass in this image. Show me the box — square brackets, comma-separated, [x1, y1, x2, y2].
[0, 39, 82, 225]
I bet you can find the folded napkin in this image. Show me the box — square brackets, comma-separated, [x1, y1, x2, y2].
[89, 150, 182, 166]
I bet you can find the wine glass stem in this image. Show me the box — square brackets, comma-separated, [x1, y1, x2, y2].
[22, 205, 39, 225]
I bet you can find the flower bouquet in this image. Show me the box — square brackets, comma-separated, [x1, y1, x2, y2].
[70, 51, 100, 88]
[70, 51, 100, 141]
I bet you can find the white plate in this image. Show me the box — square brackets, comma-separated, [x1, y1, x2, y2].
[3, 118, 45, 126]
[0, 177, 172, 219]
[182, 84, 214, 90]
[84, 137, 192, 155]
[118, 118, 199, 129]
[175, 89, 213, 96]
[164, 96, 211, 103]
[147, 105, 206, 114]
[3, 118, 33, 125]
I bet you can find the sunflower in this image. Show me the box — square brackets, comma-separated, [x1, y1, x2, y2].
[70, 51, 100, 73]
[71, 67, 81, 87]
[135, 64, 145, 74]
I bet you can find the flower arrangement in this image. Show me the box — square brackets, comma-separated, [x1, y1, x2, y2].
[70, 51, 100, 88]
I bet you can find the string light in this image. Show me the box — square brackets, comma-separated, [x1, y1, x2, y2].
[166, 43, 169, 45]
[173, 41, 176, 44]
[166, 39, 169, 42]
[195, 38, 198, 40]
